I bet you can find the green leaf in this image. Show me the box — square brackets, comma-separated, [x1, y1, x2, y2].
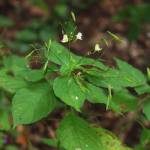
[107, 31, 123, 42]
[12, 82, 57, 126]
[46, 41, 107, 71]
[115, 58, 146, 87]
[22, 69, 44, 82]
[46, 41, 72, 65]
[79, 57, 108, 71]
[86, 68, 125, 90]
[85, 82, 121, 112]
[140, 128, 150, 146]
[53, 76, 85, 111]
[143, 98, 150, 120]
[3, 55, 27, 76]
[57, 113, 104, 150]
[135, 84, 150, 95]
[0, 74, 27, 93]
[95, 128, 133, 150]
[41, 138, 58, 148]
[85, 82, 107, 104]
[112, 89, 137, 112]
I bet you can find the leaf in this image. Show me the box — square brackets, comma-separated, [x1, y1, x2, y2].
[107, 31, 123, 42]
[0, 74, 27, 93]
[86, 68, 126, 90]
[53, 76, 85, 111]
[22, 69, 44, 82]
[140, 128, 150, 146]
[135, 84, 150, 95]
[46, 41, 72, 65]
[57, 113, 104, 150]
[85, 82, 121, 112]
[95, 128, 133, 150]
[79, 57, 108, 71]
[41, 138, 58, 148]
[85, 82, 108, 104]
[112, 89, 137, 112]
[46, 41, 107, 71]
[143, 98, 150, 120]
[12, 82, 57, 126]
[115, 58, 146, 87]
[3, 55, 27, 76]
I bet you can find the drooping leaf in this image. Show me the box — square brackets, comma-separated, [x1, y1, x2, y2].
[12, 82, 57, 126]
[57, 113, 104, 150]
[53, 76, 85, 111]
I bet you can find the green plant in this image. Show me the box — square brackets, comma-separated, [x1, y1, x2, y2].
[0, 32, 150, 149]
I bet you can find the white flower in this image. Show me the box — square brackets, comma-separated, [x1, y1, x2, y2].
[61, 34, 69, 43]
[94, 43, 102, 52]
[76, 32, 83, 40]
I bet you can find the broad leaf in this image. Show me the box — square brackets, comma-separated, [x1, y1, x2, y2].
[0, 74, 27, 93]
[12, 82, 57, 126]
[115, 59, 146, 87]
[86, 68, 126, 90]
[3, 55, 27, 76]
[22, 69, 44, 82]
[85, 82, 121, 112]
[112, 89, 137, 112]
[57, 113, 104, 150]
[85, 82, 108, 104]
[46, 41, 75, 65]
[53, 76, 85, 111]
